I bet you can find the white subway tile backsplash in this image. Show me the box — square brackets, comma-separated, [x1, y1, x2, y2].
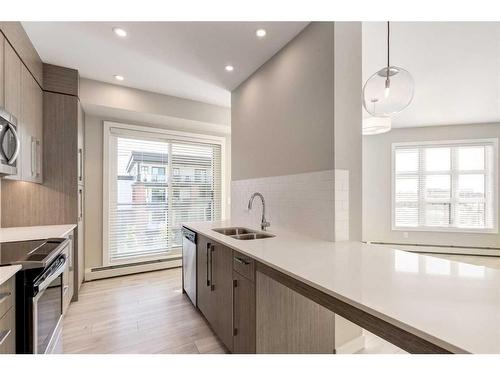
[231, 169, 349, 242]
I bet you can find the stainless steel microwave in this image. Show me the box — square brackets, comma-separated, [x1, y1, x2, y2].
[0, 108, 21, 176]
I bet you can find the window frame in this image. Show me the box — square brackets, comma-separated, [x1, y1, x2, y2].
[391, 138, 498, 234]
[102, 121, 226, 266]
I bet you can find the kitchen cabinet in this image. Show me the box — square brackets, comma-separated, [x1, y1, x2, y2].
[62, 233, 74, 314]
[233, 269, 256, 353]
[0, 276, 16, 354]
[3, 40, 21, 121]
[196, 234, 233, 352]
[196, 235, 213, 324]
[4, 48, 43, 183]
[19, 64, 43, 183]
[0, 33, 4, 107]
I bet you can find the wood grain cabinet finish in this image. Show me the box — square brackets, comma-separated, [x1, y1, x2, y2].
[196, 235, 234, 352]
[255, 270, 336, 354]
[211, 242, 234, 351]
[232, 270, 256, 353]
[0, 33, 4, 107]
[19, 64, 43, 183]
[3, 39, 21, 121]
[0, 276, 16, 354]
[196, 235, 213, 324]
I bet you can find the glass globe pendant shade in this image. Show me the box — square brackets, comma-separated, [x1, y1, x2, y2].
[362, 116, 391, 135]
[363, 66, 414, 116]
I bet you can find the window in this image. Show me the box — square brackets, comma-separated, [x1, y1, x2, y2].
[151, 166, 166, 182]
[104, 123, 224, 265]
[392, 139, 497, 233]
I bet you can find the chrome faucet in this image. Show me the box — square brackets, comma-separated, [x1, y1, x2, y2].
[248, 192, 270, 231]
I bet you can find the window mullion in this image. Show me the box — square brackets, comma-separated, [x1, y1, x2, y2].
[418, 147, 426, 227]
[167, 142, 174, 251]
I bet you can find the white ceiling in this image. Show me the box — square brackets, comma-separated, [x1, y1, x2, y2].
[22, 22, 308, 108]
[363, 22, 500, 128]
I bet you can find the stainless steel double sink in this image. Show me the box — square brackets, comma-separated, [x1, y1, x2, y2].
[212, 227, 275, 240]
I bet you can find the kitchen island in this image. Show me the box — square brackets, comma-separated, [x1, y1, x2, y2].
[184, 220, 500, 354]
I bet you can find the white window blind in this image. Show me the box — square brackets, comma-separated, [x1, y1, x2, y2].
[392, 139, 498, 233]
[106, 126, 222, 264]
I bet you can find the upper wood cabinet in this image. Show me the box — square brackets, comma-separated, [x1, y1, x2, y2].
[0, 33, 5, 107]
[3, 40, 21, 121]
[19, 64, 43, 183]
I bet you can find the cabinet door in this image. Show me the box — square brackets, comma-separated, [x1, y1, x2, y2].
[233, 271, 256, 353]
[211, 243, 234, 352]
[0, 33, 4, 107]
[196, 235, 214, 323]
[33, 77, 43, 183]
[77, 102, 84, 185]
[19, 64, 34, 182]
[4, 40, 21, 120]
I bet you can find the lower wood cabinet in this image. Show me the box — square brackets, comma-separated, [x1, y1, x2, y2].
[0, 276, 16, 354]
[232, 270, 256, 353]
[196, 235, 233, 352]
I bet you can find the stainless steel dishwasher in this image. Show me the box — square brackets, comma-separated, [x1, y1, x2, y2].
[182, 227, 197, 306]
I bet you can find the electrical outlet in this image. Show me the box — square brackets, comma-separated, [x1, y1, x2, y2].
[403, 232, 409, 239]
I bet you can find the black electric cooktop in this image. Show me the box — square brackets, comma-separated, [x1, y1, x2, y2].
[0, 239, 66, 269]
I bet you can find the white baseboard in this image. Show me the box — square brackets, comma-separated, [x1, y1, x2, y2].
[85, 259, 182, 281]
[336, 335, 366, 354]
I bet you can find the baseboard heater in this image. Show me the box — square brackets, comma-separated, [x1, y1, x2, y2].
[367, 242, 500, 257]
[85, 257, 182, 281]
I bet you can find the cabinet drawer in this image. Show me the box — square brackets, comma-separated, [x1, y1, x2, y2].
[0, 277, 15, 319]
[233, 251, 255, 281]
[0, 307, 15, 354]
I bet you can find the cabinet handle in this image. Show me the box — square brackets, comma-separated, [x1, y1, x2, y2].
[0, 329, 12, 346]
[206, 243, 211, 287]
[0, 292, 11, 305]
[78, 148, 83, 182]
[31, 137, 36, 176]
[234, 256, 250, 265]
[36, 139, 41, 177]
[210, 246, 215, 291]
[78, 189, 83, 221]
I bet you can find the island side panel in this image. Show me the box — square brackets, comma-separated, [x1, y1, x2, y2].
[255, 270, 336, 354]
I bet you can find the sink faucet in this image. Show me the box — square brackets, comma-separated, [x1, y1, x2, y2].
[248, 192, 270, 231]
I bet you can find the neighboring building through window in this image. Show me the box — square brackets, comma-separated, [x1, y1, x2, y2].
[105, 124, 223, 265]
[392, 139, 498, 233]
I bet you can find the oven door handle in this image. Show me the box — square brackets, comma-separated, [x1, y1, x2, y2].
[37, 257, 67, 291]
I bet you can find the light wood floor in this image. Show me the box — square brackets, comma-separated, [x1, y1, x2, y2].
[62, 268, 227, 354]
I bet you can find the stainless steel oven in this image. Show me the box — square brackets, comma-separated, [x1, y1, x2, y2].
[31, 254, 66, 354]
[8, 238, 70, 354]
[0, 108, 21, 176]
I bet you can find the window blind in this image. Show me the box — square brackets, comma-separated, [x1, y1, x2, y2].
[393, 139, 497, 232]
[107, 128, 222, 264]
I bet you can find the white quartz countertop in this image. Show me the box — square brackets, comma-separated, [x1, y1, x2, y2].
[0, 224, 77, 243]
[183, 220, 500, 354]
[0, 265, 21, 285]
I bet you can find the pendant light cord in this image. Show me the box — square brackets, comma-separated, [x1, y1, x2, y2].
[387, 21, 390, 69]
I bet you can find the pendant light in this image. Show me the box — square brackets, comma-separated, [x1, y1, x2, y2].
[363, 99, 391, 135]
[363, 22, 414, 117]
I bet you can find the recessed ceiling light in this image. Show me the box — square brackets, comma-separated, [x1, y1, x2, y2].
[114, 75, 124, 81]
[256, 28, 267, 38]
[225, 65, 234, 72]
[112, 27, 127, 37]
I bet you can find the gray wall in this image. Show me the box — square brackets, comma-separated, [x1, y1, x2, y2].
[231, 22, 335, 180]
[334, 23, 362, 241]
[363, 123, 500, 248]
